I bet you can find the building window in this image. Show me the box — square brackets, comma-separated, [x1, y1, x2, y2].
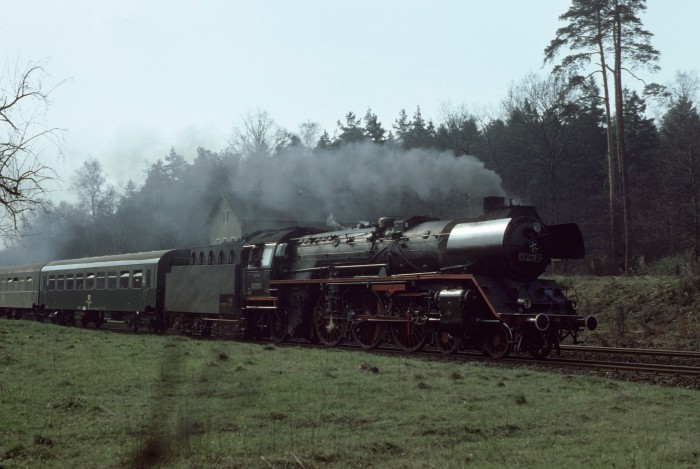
[223, 209, 230, 224]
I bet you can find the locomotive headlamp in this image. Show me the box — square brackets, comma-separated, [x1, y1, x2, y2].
[523, 222, 542, 238]
[517, 298, 532, 309]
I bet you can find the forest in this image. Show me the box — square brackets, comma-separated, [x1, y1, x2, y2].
[1, 0, 699, 276]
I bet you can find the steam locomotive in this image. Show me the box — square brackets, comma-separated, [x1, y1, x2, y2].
[0, 197, 596, 358]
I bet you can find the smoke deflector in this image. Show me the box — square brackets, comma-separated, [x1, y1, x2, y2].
[548, 223, 585, 259]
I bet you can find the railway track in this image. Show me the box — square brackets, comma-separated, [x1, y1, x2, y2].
[559, 344, 700, 359]
[14, 317, 700, 384]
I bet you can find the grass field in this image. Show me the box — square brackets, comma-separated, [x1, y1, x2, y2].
[0, 320, 698, 468]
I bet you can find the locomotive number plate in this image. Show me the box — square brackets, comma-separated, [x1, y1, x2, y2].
[518, 253, 543, 262]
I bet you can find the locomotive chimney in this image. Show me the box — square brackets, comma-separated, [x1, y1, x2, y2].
[483, 196, 505, 213]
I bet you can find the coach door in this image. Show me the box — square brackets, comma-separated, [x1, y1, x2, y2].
[140, 267, 153, 303]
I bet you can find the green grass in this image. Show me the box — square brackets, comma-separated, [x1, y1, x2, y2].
[1, 320, 698, 468]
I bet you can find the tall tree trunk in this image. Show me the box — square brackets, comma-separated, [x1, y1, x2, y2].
[596, 8, 616, 271]
[613, 0, 631, 273]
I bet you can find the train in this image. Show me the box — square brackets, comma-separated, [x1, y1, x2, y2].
[0, 196, 596, 358]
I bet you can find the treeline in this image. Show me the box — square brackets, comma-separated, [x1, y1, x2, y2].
[2, 69, 699, 276]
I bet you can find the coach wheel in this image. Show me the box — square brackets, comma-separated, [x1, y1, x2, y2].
[350, 290, 385, 349]
[270, 309, 288, 343]
[313, 296, 347, 346]
[81, 316, 89, 328]
[483, 324, 512, 359]
[436, 329, 461, 355]
[389, 298, 429, 352]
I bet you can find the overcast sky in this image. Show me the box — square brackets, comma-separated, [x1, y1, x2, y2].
[2, 0, 698, 196]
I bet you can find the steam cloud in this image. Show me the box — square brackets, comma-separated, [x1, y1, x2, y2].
[231, 141, 504, 224]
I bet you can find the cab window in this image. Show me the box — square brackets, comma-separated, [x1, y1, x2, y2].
[261, 245, 275, 267]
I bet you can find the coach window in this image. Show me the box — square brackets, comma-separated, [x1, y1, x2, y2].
[96, 272, 105, 290]
[107, 271, 117, 289]
[66, 274, 74, 290]
[47, 275, 55, 291]
[132, 270, 143, 288]
[120, 271, 130, 289]
[56, 275, 65, 291]
[76, 274, 84, 290]
[86, 273, 95, 289]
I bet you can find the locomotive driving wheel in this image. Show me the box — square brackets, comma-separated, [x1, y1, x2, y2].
[269, 309, 288, 343]
[313, 296, 347, 346]
[389, 297, 429, 352]
[483, 324, 512, 359]
[350, 290, 386, 349]
[435, 329, 461, 355]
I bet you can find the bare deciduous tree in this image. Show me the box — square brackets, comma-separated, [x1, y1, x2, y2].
[0, 61, 61, 245]
[228, 110, 290, 159]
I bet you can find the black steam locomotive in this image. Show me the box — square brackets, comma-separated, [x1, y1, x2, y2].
[0, 197, 595, 358]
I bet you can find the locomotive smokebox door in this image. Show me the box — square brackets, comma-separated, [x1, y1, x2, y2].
[438, 289, 466, 328]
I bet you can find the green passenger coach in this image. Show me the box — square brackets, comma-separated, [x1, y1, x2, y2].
[0, 263, 44, 319]
[41, 250, 189, 330]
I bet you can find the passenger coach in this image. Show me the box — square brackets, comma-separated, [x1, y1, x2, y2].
[41, 250, 189, 329]
[0, 263, 43, 319]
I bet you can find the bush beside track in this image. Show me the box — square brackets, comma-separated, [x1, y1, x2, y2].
[553, 275, 700, 351]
